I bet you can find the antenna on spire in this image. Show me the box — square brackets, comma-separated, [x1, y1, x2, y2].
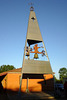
[28, 3, 34, 11]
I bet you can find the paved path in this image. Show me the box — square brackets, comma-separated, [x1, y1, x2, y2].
[0, 91, 67, 100]
[7, 92, 55, 100]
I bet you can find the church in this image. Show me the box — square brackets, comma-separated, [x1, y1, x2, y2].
[0, 6, 54, 92]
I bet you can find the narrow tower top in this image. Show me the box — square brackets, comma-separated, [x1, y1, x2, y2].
[30, 6, 34, 11]
[29, 3, 34, 11]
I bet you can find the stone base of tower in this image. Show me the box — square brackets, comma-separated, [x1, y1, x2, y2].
[1, 72, 54, 93]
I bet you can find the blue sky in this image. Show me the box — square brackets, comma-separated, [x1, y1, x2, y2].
[0, 0, 67, 79]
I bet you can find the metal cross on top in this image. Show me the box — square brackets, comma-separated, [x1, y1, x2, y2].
[29, 3, 34, 11]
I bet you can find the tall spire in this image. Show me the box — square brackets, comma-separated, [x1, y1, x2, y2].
[27, 7, 43, 45]
[22, 7, 53, 74]
[19, 7, 53, 92]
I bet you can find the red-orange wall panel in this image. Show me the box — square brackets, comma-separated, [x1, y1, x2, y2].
[1, 73, 54, 92]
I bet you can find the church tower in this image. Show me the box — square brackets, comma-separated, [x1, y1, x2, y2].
[19, 6, 54, 92]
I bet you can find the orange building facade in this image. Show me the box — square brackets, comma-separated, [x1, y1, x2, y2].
[0, 68, 54, 92]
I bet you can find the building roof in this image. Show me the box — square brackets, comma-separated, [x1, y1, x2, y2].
[0, 67, 55, 76]
[0, 68, 21, 76]
[0, 72, 7, 76]
[7, 68, 21, 72]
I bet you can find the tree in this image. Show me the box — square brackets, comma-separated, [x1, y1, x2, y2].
[0, 65, 16, 73]
[59, 67, 67, 81]
[54, 75, 63, 83]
